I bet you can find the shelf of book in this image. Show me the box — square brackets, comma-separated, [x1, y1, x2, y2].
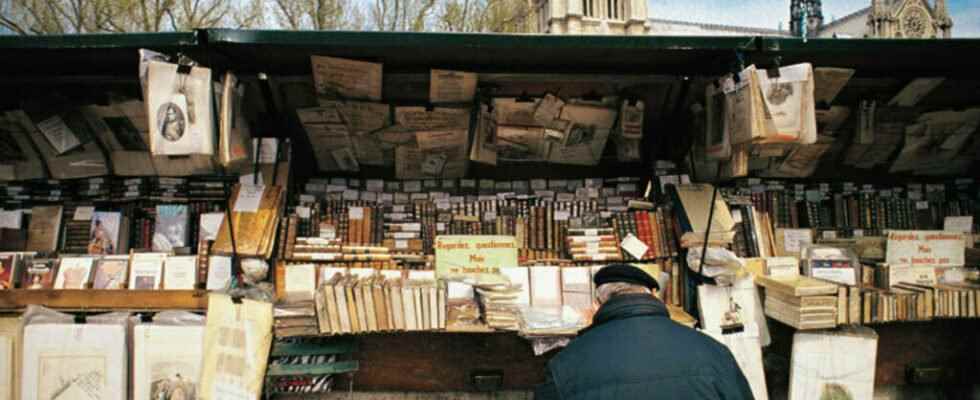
[0, 289, 209, 311]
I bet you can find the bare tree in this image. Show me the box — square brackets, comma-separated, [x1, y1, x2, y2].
[437, 0, 534, 32]
[273, 0, 364, 30]
[370, 0, 437, 31]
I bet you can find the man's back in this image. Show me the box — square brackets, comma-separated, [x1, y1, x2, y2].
[537, 294, 754, 400]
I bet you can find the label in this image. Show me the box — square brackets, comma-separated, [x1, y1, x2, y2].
[296, 206, 311, 219]
[379, 193, 394, 203]
[326, 184, 346, 193]
[822, 230, 837, 240]
[853, 229, 864, 237]
[916, 201, 930, 210]
[554, 211, 570, 221]
[436, 201, 450, 210]
[360, 191, 378, 202]
[395, 240, 409, 249]
[0, 210, 23, 229]
[585, 229, 598, 236]
[349, 207, 364, 220]
[366, 179, 384, 192]
[73, 206, 95, 221]
[460, 179, 476, 188]
[556, 193, 575, 202]
[311, 253, 339, 261]
[811, 267, 857, 286]
[234, 184, 265, 213]
[483, 212, 497, 221]
[342, 189, 359, 200]
[393, 232, 417, 239]
[404, 181, 422, 192]
[783, 229, 813, 253]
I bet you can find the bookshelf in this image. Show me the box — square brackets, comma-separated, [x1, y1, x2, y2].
[0, 289, 208, 311]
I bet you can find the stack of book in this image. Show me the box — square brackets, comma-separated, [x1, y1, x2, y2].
[859, 281, 980, 324]
[757, 275, 840, 330]
[314, 272, 446, 335]
[274, 303, 319, 337]
[566, 227, 621, 262]
[475, 283, 521, 330]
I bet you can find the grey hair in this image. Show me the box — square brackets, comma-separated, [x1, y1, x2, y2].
[596, 282, 651, 304]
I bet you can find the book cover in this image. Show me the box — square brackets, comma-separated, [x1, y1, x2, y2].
[26, 205, 63, 253]
[92, 256, 129, 290]
[21, 259, 56, 290]
[88, 211, 122, 255]
[163, 255, 198, 290]
[129, 253, 166, 290]
[0, 254, 18, 289]
[53, 257, 94, 289]
[153, 204, 189, 252]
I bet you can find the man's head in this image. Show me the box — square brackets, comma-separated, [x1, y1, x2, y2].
[593, 264, 659, 305]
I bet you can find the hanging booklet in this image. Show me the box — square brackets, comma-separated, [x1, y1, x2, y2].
[146, 59, 215, 155]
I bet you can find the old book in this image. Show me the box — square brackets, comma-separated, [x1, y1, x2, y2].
[415, 285, 426, 330]
[668, 184, 736, 247]
[756, 275, 838, 297]
[130, 253, 166, 290]
[403, 281, 418, 331]
[469, 104, 497, 165]
[213, 184, 284, 258]
[146, 60, 215, 155]
[389, 279, 405, 331]
[500, 267, 531, 306]
[199, 294, 273, 400]
[21, 259, 56, 290]
[26, 205, 63, 253]
[153, 204, 189, 252]
[19, 108, 110, 179]
[314, 285, 332, 334]
[22, 322, 127, 400]
[53, 257, 94, 289]
[322, 273, 344, 334]
[334, 275, 353, 333]
[0, 317, 20, 400]
[283, 263, 316, 303]
[133, 323, 205, 400]
[346, 276, 363, 333]
[361, 277, 378, 331]
[0, 111, 46, 181]
[163, 255, 198, 290]
[428, 283, 439, 329]
[372, 276, 389, 331]
[206, 256, 232, 291]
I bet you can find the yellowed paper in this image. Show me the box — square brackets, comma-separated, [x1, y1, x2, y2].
[311, 56, 382, 102]
[430, 69, 477, 103]
[200, 294, 274, 400]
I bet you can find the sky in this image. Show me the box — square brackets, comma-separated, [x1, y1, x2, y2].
[649, 0, 980, 37]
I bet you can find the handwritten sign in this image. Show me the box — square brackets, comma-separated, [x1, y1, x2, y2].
[886, 230, 964, 268]
[434, 235, 517, 280]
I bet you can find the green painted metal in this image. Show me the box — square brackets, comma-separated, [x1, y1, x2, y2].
[266, 360, 360, 376]
[0, 31, 198, 49]
[270, 340, 358, 357]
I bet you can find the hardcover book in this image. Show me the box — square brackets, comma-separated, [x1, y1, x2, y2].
[25, 205, 63, 253]
[153, 204, 189, 252]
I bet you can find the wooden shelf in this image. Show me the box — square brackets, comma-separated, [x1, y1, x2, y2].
[0, 289, 209, 311]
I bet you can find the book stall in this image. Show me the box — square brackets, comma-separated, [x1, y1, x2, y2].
[0, 31, 979, 399]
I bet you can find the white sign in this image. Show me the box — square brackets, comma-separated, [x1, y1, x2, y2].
[943, 216, 973, 234]
[886, 230, 965, 268]
[0, 209, 23, 229]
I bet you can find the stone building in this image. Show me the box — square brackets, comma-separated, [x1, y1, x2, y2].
[535, 0, 954, 38]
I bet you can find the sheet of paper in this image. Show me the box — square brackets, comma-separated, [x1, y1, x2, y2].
[943, 216, 973, 234]
[234, 184, 265, 213]
[696, 276, 770, 346]
[620, 234, 649, 260]
[199, 212, 225, 242]
[311, 55, 382, 102]
[790, 328, 877, 400]
[22, 324, 127, 400]
[500, 267, 530, 305]
[704, 326, 769, 400]
[73, 206, 95, 221]
[430, 69, 477, 103]
[493, 98, 539, 126]
[133, 325, 205, 400]
[766, 257, 800, 278]
[199, 294, 273, 400]
[530, 266, 561, 308]
[394, 107, 471, 130]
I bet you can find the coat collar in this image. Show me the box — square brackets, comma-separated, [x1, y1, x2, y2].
[587, 294, 670, 331]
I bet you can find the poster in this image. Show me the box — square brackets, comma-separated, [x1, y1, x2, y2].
[434, 235, 518, 280]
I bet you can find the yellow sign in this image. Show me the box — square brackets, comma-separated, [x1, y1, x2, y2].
[434, 235, 518, 280]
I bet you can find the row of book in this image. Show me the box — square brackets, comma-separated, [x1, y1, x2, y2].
[0, 176, 235, 208]
[314, 272, 446, 335]
[724, 179, 978, 233]
[300, 176, 647, 199]
[0, 252, 233, 291]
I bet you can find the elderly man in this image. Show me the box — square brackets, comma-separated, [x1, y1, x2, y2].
[535, 264, 754, 400]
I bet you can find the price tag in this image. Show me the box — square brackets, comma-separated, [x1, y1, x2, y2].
[296, 206, 311, 219]
[349, 207, 364, 220]
[554, 211, 570, 221]
[73, 206, 95, 221]
[361, 191, 378, 202]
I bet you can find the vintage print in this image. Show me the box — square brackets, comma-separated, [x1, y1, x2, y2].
[92, 257, 129, 290]
[88, 212, 121, 255]
[153, 205, 189, 252]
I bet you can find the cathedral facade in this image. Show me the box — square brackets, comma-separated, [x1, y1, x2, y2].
[535, 0, 954, 38]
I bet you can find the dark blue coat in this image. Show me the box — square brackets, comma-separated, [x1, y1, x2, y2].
[535, 294, 755, 400]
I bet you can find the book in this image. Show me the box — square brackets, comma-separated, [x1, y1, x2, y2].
[88, 211, 123, 255]
[153, 204, 189, 252]
[53, 257, 94, 289]
[755, 275, 839, 297]
[21, 259, 56, 290]
[0, 253, 20, 289]
[163, 255, 198, 290]
[92, 255, 130, 290]
[529, 266, 561, 308]
[146, 60, 215, 156]
[129, 253, 166, 290]
[206, 256, 233, 291]
[25, 205, 63, 253]
[213, 184, 285, 258]
[668, 184, 736, 247]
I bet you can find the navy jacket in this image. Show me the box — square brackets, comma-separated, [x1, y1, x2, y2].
[535, 294, 754, 400]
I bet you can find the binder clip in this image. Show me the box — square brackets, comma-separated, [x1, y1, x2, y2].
[720, 297, 745, 335]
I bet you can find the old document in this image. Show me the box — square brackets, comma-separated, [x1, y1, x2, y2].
[311, 56, 382, 102]
[396, 129, 469, 179]
[297, 105, 358, 172]
[22, 323, 127, 400]
[146, 61, 215, 155]
[469, 105, 498, 165]
[200, 294, 273, 400]
[812, 67, 854, 106]
[133, 324, 205, 400]
[430, 70, 477, 103]
[395, 107, 471, 131]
